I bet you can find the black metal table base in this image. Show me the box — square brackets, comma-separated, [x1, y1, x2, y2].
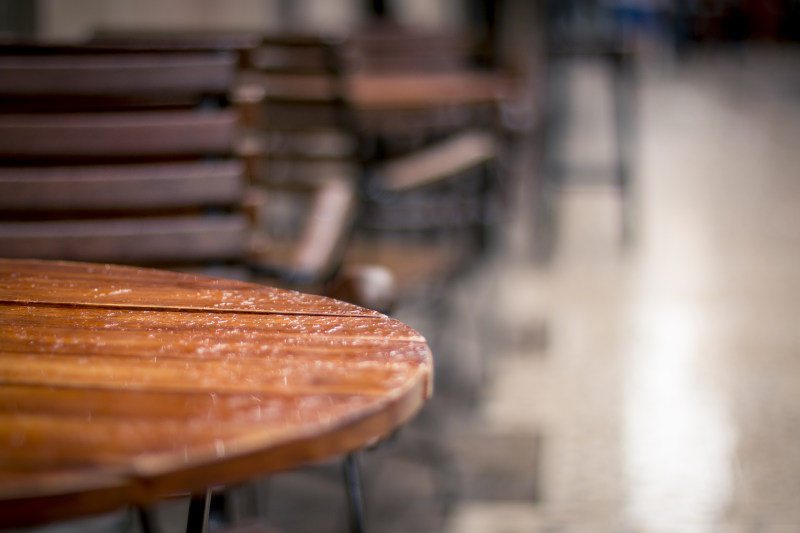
[185, 489, 212, 533]
[172, 453, 366, 533]
[343, 453, 366, 533]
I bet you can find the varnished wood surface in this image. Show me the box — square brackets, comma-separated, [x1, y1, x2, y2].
[0, 110, 237, 159]
[0, 160, 244, 211]
[0, 50, 236, 97]
[239, 71, 510, 110]
[0, 259, 432, 528]
[237, 70, 507, 137]
[348, 72, 512, 110]
[0, 215, 249, 264]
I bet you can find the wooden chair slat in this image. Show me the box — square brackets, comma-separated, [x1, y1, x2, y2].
[379, 130, 496, 192]
[0, 110, 237, 160]
[0, 42, 246, 270]
[231, 34, 361, 287]
[0, 52, 236, 97]
[248, 177, 356, 284]
[0, 215, 248, 263]
[0, 160, 244, 211]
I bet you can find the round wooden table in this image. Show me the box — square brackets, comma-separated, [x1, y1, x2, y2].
[0, 259, 432, 529]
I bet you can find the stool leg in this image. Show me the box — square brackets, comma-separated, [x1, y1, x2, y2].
[185, 489, 212, 533]
[535, 53, 569, 262]
[613, 52, 636, 244]
[343, 453, 366, 533]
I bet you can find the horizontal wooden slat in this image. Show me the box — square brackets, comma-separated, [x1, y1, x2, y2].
[0, 52, 236, 96]
[0, 352, 419, 396]
[0, 384, 373, 421]
[91, 30, 262, 52]
[291, 177, 356, 279]
[0, 109, 237, 159]
[0, 258, 383, 316]
[379, 129, 496, 192]
[0, 305, 426, 355]
[0, 160, 244, 211]
[0, 414, 257, 467]
[236, 72, 340, 102]
[349, 72, 509, 109]
[259, 99, 347, 131]
[0, 215, 248, 263]
[248, 44, 340, 74]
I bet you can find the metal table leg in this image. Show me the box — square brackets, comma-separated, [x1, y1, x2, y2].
[185, 489, 212, 533]
[343, 453, 365, 533]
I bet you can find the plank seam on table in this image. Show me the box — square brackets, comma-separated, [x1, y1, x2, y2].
[0, 301, 427, 342]
[0, 259, 383, 318]
[0, 299, 387, 319]
[0, 379, 419, 395]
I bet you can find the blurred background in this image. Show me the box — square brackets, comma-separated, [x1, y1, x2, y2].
[3, 1, 800, 532]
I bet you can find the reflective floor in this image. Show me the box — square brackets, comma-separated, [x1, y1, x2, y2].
[443, 43, 800, 533]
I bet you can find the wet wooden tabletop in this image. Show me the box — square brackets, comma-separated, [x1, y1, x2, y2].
[0, 259, 432, 529]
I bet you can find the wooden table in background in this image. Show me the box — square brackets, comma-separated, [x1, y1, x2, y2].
[349, 71, 512, 109]
[348, 71, 514, 135]
[0, 259, 432, 530]
[239, 69, 513, 135]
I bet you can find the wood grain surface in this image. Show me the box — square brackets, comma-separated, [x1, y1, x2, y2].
[349, 72, 511, 109]
[0, 259, 432, 528]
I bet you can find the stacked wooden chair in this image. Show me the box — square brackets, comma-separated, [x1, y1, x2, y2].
[233, 34, 363, 289]
[0, 42, 250, 276]
[0, 38, 388, 311]
[82, 27, 506, 304]
[343, 24, 503, 298]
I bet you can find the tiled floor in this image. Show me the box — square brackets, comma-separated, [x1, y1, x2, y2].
[19, 43, 800, 533]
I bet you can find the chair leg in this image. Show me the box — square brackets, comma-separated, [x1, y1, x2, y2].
[185, 489, 212, 533]
[343, 453, 366, 533]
